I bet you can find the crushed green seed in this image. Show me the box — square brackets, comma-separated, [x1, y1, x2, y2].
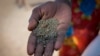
[33, 18, 59, 47]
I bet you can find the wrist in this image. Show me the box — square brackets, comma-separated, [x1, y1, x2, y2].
[55, 0, 71, 6]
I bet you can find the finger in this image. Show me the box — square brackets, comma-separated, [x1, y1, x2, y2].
[28, 19, 37, 31]
[40, 2, 57, 20]
[28, 7, 42, 31]
[27, 32, 36, 55]
[34, 43, 44, 56]
[55, 23, 68, 50]
[55, 31, 66, 50]
[44, 40, 55, 56]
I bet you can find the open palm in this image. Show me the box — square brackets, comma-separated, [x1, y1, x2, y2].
[27, 1, 71, 56]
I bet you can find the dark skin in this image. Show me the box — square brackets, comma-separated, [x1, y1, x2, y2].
[27, 0, 71, 56]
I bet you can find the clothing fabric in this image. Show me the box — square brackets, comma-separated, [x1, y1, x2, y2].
[80, 0, 96, 16]
[60, 0, 100, 56]
[82, 35, 100, 56]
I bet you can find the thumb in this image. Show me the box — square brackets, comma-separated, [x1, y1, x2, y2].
[28, 19, 37, 31]
[28, 7, 42, 31]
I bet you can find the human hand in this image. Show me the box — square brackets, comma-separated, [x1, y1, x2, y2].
[27, 1, 71, 56]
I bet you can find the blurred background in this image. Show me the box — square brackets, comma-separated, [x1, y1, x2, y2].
[0, 0, 100, 56]
[0, 0, 59, 56]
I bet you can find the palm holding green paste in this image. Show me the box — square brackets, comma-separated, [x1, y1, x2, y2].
[34, 18, 58, 47]
[27, 1, 71, 56]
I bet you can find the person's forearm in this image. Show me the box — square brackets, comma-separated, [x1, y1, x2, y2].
[55, 0, 71, 6]
[55, 0, 66, 2]
[55, 0, 67, 2]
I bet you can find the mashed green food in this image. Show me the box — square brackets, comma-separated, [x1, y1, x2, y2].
[33, 18, 58, 47]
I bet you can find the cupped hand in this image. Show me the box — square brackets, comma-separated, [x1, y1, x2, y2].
[27, 1, 71, 56]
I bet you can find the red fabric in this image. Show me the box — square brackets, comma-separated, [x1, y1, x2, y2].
[72, 0, 100, 52]
[60, 0, 100, 56]
[59, 44, 80, 56]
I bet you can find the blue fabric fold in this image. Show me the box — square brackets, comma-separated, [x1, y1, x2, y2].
[65, 26, 73, 37]
[80, 0, 96, 16]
